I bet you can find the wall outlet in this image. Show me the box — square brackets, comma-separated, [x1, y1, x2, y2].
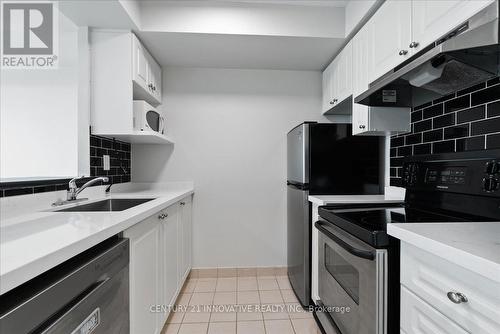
[103, 155, 110, 171]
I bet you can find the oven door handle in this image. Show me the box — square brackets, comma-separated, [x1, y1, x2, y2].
[315, 221, 375, 260]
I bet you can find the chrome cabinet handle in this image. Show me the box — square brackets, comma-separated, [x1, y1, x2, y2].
[359, 125, 366, 129]
[409, 41, 419, 48]
[180, 202, 186, 206]
[329, 100, 335, 105]
[399, 50, 408, 55]
[158, 213, 168, 220]
[447, 291, 468, 304]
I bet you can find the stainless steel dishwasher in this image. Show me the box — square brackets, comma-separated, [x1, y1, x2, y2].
[0, 237, 129, 334]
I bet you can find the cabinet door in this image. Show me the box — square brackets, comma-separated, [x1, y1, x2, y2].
[132, 35, 149, 91]
[180, 197, 193, 279]
[161, 205, 179, 315]
[352, 103, 370, 135]
[334, 42, 353, 104]
[149, 58, 162, 103]
[401, 286, 469, 334]
[322, 61, 335, 113]
[352, 23, 372, 96]
[370, 0, 412, 82]
[412, 0, 494, 52]
[124, 215, 161, 334]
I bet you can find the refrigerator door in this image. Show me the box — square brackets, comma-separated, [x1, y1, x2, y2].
[287, 123, 310, 184]
[287, 184, 310, 307]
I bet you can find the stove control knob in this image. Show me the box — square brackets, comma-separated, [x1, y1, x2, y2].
[483, 177, 499, 192]
[485, 161, 499, 175]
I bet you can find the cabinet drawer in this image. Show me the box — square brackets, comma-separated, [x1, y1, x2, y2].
[401, 286, 469, 334]
[401, 242, 500, 334]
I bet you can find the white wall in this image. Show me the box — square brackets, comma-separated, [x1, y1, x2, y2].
[0, 11, 89, 180]
[345, 0, 377, 36]
[132, 67, 328, 268]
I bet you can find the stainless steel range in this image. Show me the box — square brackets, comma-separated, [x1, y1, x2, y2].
[314, 150, 500, 334]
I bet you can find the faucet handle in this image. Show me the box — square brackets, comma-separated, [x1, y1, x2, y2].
[68, 176, 85, 189]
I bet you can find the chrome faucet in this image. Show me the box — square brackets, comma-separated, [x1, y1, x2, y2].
[67, 176, 109, 201]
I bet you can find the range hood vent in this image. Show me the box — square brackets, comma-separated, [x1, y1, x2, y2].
[355, 2, 500, 108]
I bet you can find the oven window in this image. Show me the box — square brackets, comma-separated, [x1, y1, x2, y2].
[324, 244, 360, 304]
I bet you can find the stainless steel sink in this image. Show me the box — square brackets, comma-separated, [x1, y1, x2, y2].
[54, 198, 156, 212]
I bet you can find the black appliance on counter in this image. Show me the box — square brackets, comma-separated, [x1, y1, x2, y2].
[314, 150, 500, 334]
[287, 122, 382, 307]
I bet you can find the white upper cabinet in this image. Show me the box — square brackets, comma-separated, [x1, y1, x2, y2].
[91, 30, 171, 144]
[411, 0, 494, 52]
[334, 41, 353, 106]
[322, 42, 352, 114]
[369, 0, 412, 83]
[132, 34, 162, 105]
[321, 60, 336, 113]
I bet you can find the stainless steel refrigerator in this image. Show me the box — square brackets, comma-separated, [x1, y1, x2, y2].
[286, 122, 382, 307]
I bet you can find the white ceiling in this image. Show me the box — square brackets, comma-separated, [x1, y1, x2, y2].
[139, 32, 344, 70]
[62, 0, 350, 70]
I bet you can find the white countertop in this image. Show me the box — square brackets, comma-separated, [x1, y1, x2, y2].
[308, 194, 404, 206]
[0, 185, 194, 294]
[388, 222, 500, 282]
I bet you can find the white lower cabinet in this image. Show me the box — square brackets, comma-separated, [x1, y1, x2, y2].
[401, 286, 469, 334]
[126, 214, 161, 334]
[124, 196, 193, 334]
[400, 242, 500, 334]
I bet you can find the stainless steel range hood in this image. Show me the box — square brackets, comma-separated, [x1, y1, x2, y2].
[355, 1, 500, 108]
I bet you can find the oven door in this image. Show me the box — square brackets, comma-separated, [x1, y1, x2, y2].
[316, 220, 387, 334]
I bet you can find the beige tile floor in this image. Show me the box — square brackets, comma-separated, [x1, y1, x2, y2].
[162, 274, 321, 334]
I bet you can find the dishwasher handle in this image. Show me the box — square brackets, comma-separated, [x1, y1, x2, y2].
[36, 278, 110, 333]
[315, 221, 375, 260]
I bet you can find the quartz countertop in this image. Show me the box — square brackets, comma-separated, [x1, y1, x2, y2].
[308, 194, 404, 206]
[388, 222, 500, 282]
[0, 185, 194, 295]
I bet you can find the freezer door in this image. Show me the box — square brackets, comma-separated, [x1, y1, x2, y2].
[287, 123, 309, 184]
[287, 184, 311, 307]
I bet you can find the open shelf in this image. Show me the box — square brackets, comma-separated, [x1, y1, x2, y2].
[101, 131, 174, 145]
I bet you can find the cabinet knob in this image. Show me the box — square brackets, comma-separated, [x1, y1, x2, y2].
[447, 291, 468, 304]
[180, 202, 186, 206]
[329, 100, 335, 105]
[409, 41, 419, 48]
[359, 125, 366, 129]
[158, 213, 168, 220]
[399, 50, 408, 56]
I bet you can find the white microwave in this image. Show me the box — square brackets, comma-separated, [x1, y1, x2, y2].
[133, 100, 165, 134]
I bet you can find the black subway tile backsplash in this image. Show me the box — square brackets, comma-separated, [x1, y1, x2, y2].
[414, 143, 431, 155]
[390, 76, 500, 186]
[405, 133, 422, 145]
[471, 83, 500, 106]
[423, 129, 443, 143]
[0, 134, 132, 197]
[457, 106, 485, 124]
[456, 136, 485, 152]
[414, 119, 432, 133]
[471, 117, 500, 136]
[487, 134, 500, 149]
[444, 95, 470, 113]
[423, 104, 443, 119]
[433, 113, 455, 129]
[487, 101, 500, 118]
[444, 124, 469, 140]
[432, 140, 455, 154]
[411, 110, 423, 123]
